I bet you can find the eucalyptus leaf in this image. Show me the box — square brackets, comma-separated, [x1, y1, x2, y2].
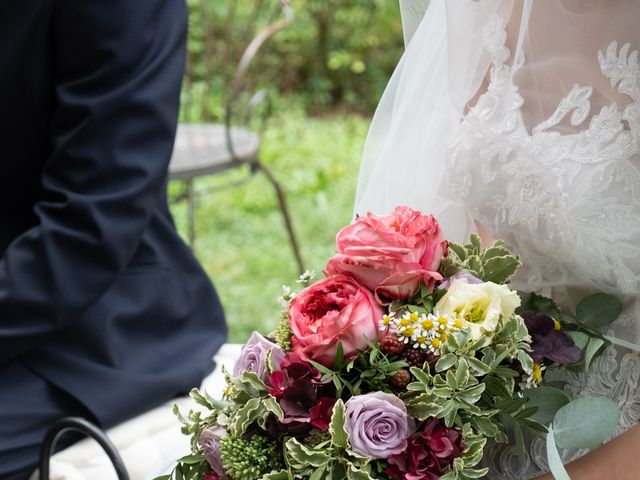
[576, 294, 622, 330]
[523, 387, 571, 425]
[584, 337, 606, 370]
[553, 397, 619, 449]
[567, 331, 589, 350]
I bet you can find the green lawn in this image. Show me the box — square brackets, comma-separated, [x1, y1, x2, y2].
[169, 99, 370, 342]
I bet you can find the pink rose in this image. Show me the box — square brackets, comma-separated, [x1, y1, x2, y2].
[325, 206, 447, 304]
[289, 275, 383, 367]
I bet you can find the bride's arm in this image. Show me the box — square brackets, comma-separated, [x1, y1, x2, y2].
[535, 424, 640, 479]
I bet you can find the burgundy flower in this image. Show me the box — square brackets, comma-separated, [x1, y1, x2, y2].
[522, 312, 581, 364]
[310, 397, 337, 431]
[386, 437, 441, 480]
[265, 353, 335, 430]
[421, 418, 465, 465]
[385, 418, 465, 480]
[201, 472, 219, 480]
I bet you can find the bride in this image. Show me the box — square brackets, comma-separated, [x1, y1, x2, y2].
[355, 0, 640, 478]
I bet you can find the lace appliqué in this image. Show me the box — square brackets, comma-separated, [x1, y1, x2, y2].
[447, 20, 640, 298]
[447, 17, 640, 479]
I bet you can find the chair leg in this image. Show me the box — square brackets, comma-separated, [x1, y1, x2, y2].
[39, 417, 129, 480]
[255, 163, 305, 275]
[186, 178, 197, 249]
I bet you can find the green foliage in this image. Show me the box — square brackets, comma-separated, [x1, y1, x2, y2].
[283, 400, 373, 479]
[272, 314, 294, 352]
[551, 397, 619, 449]
[221, 434, 284, 480]
[575, 293, 623, 330]
[403, 310, 539, 469]
[309, 342, 408, 396]
[519, 291, 623, 371]
[440, 235, 521, 284]
[182, 0, 404, 119]
[523, 387, 571, 426]
[517, 292, 561, 317]
[392, 283, 448, 317]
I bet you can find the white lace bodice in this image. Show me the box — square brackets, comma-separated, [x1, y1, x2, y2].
[444, 13, 640, 479]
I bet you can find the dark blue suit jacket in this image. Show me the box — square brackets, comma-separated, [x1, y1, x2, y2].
[0, 0, 227, 427]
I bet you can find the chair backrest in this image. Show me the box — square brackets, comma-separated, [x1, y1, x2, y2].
[180, 0, 293, 128]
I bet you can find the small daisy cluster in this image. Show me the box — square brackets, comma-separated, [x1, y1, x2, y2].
[277, 285, 296, 308]
[380, 310, 463, 353]
[296, 269, 317, 285]
[526, 362, 546, 388]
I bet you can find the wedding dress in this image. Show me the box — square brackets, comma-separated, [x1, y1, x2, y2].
[356, 1, 640, 477]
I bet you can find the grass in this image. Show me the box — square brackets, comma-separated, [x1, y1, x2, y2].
[169, 98, 370, 342]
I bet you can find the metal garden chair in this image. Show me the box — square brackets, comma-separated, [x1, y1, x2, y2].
[39, 417, 129, 480]
[169, 0, 305, 274]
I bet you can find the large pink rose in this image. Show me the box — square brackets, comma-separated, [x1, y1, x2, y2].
[289, 275, 383, 367]
[324, 206, 447, 303]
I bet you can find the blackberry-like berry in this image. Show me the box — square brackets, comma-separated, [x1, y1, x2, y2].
[390, 369, 411, 389]
[402, 348, 427, 368]
[379, 335, 405, 356]
[424, 350, 439, 365]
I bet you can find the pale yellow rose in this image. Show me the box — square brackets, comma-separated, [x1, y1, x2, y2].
[435, 278, 521, 340]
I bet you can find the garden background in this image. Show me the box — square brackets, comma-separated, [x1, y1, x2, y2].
[171, 0, 405, 341]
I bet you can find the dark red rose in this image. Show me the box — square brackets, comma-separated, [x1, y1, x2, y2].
[386, 437, 441, 480]
[385, 418, 465, 480]
[421, 418, 465, 465]
[265, 353, 335, 430]
[202, 472, 219, 480]
[310, 397, 337, 431]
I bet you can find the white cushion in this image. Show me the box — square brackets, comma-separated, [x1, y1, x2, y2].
[31, 344, 243, 480]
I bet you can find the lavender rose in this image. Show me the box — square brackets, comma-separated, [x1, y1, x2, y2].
[198, 426, 227, 474]
[345, 392, 414, 459]
[233, 331, 285, 381]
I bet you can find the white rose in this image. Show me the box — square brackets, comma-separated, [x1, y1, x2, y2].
[435, 278, 520, 340]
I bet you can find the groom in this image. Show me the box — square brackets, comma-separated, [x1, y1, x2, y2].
[0, 1, 227, 478]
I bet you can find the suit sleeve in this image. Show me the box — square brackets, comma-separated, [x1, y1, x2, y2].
[0, 0, 188, 365]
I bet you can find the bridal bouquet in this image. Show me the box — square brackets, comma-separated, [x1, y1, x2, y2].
[161, 207, 622, 480]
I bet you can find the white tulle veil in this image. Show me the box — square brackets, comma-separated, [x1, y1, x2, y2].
[355, 0, 640, 351]
[356, 0, 515, 237]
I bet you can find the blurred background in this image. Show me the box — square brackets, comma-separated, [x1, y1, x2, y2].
[169, 0, 405, 342]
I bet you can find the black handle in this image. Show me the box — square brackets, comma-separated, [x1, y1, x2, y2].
[39, 416, 130, 480]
